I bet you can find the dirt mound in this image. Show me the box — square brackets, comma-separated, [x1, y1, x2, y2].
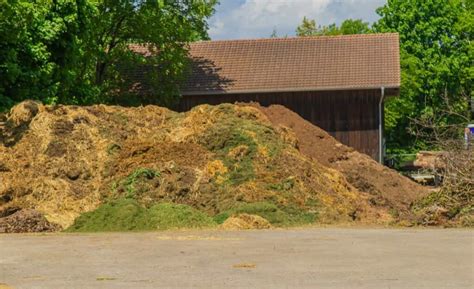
[0, 209, 60, 233]
[0, 101, 394, 232]
[249, 103, 430, 221]
[221, 214, 272, 230]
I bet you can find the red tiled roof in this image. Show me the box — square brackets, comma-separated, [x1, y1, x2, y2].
[131, 33, 400, 95]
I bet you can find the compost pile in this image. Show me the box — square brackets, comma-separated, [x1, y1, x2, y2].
[0, 101, 428, 232]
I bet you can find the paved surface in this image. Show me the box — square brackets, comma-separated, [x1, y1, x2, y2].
[0, 228, 473, 289]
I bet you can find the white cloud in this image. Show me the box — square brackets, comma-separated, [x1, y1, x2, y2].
[208, 0, 386, 40]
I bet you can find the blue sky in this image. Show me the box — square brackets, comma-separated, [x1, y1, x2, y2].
[208, 0, 387, 40]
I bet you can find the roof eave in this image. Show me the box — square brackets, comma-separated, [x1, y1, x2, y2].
[180, 85, 401, 96]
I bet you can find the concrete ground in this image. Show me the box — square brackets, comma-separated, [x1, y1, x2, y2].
[0, 228, 472, 289]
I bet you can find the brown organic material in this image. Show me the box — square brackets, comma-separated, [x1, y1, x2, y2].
[0, 209, 60, 233]
[250, 103, 430, 221]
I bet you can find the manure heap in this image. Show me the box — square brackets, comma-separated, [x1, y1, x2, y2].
[0, 101, 428, 232]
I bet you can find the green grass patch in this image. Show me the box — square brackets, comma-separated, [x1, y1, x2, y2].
[199, 106, 285, 186]
[213, 201, 317, 226]
[65, 199, 216, 232]
[146, 203, 216, 230]
[122, 168, 160, 198]
[109, 168, 160, 200]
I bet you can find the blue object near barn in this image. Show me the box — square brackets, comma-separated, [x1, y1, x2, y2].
[468, 124, 474, 134]
[466, 124, 474, 149]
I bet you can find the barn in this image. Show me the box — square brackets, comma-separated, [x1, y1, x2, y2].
[132, 33, 400, 162]
[177, 33, 400, 162]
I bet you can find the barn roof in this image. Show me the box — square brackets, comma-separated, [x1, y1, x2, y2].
[130, 33, 400, 96]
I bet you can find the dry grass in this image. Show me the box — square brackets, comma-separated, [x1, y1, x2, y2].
[220, 214, 272, 230]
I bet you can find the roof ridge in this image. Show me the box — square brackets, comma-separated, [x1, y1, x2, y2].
[192, 33, 399, 45]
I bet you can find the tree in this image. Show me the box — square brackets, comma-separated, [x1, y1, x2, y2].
[296, 16, 318, 36]
[296, 17, 370, 36]
[0, 0, 218, 111]
[339, 19, 371, 35]
[0, 0, 94, 109]
[270, 27, 288, 38]
[87, 0, 217, 106]
[375, 0, 473, 150]
[270, 27, 278, 38]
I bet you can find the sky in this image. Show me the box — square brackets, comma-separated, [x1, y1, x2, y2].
[208, 0, 387, 40]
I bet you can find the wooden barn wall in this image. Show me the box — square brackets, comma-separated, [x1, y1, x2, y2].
[177, 90, 382, 160]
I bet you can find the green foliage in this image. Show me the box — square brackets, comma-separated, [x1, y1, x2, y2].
[214, 202, 317, 226]
[375, 0, 473, 149]
[385, 150, 417, 170]
[147, 203, 216, 230]
[269, 27, 287, 38]
[0, 0, 96, 110]
[339, 19, 371, 35]
[270, 27, 278, 38]
[89, 0, 218, 107]
[0, 0, 218, 111]
[66, 199, 216, 232]
[296, 16, 371, 36]
[121, 168, 160, 198]
[109, 168, 160, 202]
[67, 198, 146, 231]
[295, 17, 318, 36]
